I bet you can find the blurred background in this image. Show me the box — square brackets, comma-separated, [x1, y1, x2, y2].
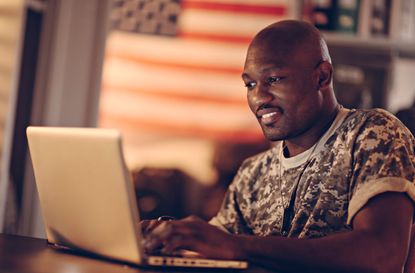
[0, 0, 414, 238]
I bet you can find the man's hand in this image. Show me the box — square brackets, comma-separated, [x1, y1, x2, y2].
[143, 216, 242, 260]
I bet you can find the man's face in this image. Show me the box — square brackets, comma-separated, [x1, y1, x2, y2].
[242, 44, 323, 142]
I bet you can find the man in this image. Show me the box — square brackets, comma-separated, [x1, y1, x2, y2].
[143, 20, 415, 273]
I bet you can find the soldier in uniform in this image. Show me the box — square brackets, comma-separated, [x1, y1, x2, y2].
[142, 20, 415, 273]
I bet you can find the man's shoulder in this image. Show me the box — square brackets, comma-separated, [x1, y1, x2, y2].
[344, 108, 415, 147]
[325, 108, 413, 152]
[347, 108, 395, 120]
[343, 108, 404, 131]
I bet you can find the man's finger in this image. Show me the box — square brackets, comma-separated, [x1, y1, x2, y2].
[142, 218, 173, 235]
[161, 234, 188, 254]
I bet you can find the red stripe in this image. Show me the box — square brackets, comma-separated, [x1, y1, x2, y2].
[178, 31, 252, 44]
[102, 84, 248, 107]
[99, 114, 264, 143]
[182, 1, 287, 16]
[106, 51, 243, 75]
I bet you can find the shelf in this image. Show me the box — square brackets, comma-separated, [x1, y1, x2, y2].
[322, 31, 415, 56]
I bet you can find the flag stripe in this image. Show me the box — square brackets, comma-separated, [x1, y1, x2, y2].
[178, 9, 287, 39]
[182, 0, 287, 16]
[106, 32, 246, 69]
[103, 58, 245, 101]
[100, 90, 255, 127]
[178, 31, 252, 44]
[100, 114, 263, 143]
[102, 85, 247, 106]
[106, 51, 243, 75]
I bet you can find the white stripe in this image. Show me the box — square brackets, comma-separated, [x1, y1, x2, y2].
[107, 31, 247, 69]
[100, 91, 258, 130]
[179, 9, 289, 37]
[103, 58, 247, 101]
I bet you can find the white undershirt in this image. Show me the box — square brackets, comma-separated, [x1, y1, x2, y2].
[279, 107, 350, 170]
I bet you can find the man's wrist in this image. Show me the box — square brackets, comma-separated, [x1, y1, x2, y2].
[230, 234, 249, 260]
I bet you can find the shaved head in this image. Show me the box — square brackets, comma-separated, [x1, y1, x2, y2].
[249, 20, 331, 65]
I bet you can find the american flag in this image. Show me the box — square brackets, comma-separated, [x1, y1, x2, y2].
[99, 0, 297, 180]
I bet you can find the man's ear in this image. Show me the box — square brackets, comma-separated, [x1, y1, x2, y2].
[318, 61, 333, 89]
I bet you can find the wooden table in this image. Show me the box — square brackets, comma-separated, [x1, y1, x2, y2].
[0, 233, 273, 273]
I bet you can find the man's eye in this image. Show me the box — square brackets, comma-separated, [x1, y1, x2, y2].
[244, 82, 256, 90]
[266, 76, 282, 84]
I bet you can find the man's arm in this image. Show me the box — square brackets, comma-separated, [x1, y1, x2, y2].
[145, 192, 413, 273]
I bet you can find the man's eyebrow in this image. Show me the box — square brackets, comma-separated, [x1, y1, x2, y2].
[241, 73, 250, 79]
[241, 66, 286, 79]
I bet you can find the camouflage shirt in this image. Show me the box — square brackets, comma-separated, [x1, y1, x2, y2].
[210, 108, 415, 238]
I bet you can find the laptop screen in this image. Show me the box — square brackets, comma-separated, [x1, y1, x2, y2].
[27, 126, 144, 264]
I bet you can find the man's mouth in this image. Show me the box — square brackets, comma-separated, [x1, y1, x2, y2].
[257, 108, 282, 126]
[262, 112, 277, 119]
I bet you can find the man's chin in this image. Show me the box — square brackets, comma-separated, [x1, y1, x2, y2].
[262, 130, 286, 142]
[266, 136, 284, 142]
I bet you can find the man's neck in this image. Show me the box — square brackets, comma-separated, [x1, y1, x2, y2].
[284, 104, 340, 157]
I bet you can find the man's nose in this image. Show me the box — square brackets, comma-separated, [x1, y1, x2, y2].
[251, 84, 273, 107]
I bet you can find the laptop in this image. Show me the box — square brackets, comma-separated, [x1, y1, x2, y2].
[26, 126, 248, 269]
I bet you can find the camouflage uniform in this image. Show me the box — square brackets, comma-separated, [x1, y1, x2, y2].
[210, 108, 415, 238]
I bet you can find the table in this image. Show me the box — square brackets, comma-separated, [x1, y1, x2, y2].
[0, 233, 272, 273]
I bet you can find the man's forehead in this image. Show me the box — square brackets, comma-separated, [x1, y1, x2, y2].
[247, 40, 297, 61]
[244, 46, 291, 71]
[248, 39, 292, 54]
[244, 58, 288, 71]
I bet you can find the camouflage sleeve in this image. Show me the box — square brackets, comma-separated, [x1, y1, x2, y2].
[209, 163, 254, 235]
[347, 109, 415, 224]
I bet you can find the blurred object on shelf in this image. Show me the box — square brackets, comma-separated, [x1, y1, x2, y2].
[369, 0, 391, 37]
[400, 0, 415, 41]
[303, 0, 415, 45]
[330, 45, 393, 109]
[333, 64, 372, 109]
[336, 0, 360, 33]
[396, 101, 415, 135]
[303, 0, 337, 31]
[303, 0, 359, 34]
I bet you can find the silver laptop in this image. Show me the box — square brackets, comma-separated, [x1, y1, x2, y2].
[26, 126, 247, 269]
